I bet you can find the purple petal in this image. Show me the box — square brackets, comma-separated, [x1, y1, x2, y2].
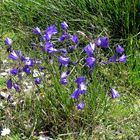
[61, 21, 68, 30]
[70, 89, 80, 99]
[60, 78, 68, 85]
[76, 101, 85, 110]
[13, 84, 20, 92]
[45, 25, 57, 41]
[58, 56, 70, 67]
[35, 77, 41, 84]
[58, 33, 69, 42]
[10, 68, 18, 76]
[7, 79, 12, 89]
[111, 88, 120, 99]
[23, 66, 31, 74]
[116, 45, 124, 54]
[71, 35, 79, 44]
[119, 54, 127, 62]
[33, 27, 41, 35]
[45, 42, 57, 54]
[25, 58, 34, 67]
[9, 51, 19, 60]
[86, 57, 96, 68]
[5, 37, 12, 46]
[96, 37, 109, 48]
[78, 83, 87, 94]
[75, 76, 85, 84]
[109, 55, 117, 62]
[59, 48, 67, 55]
[84, 43, 95, 55]
[61, 71, 69, 79]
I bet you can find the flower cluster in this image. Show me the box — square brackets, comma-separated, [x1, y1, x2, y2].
[4, 21, 126, 110]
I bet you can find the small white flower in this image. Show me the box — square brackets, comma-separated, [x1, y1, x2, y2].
[1, 128, 11, 136]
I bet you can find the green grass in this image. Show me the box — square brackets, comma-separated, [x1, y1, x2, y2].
[0, 0, 140, 139]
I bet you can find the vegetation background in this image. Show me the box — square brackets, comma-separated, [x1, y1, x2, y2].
[0, 0, 140, 139]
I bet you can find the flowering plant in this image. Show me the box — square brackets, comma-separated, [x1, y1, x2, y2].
[4, 22, 127, 110]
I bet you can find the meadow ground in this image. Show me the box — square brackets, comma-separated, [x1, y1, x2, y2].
[0, 0, 140, 139]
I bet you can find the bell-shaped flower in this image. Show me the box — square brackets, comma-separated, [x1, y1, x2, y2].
[36, 60, 42, 65]
[13, 84, 20, 92]
[60, 78, 68, 85]
[35, 77, 41, 84]
[96, 37, 109, 48]
[86, 57, 96, 68]
[61, 21, 68, 30]
[45, 25, 57, 41]
[58, 33, 69, 42]
[67, 45, 76, 53]
[70, 89, 80, 99]
[59, 48, 67, 56]
[78, 82, 87, 94]
[76, 101, 85, 110]
[75, 76, 85, 85]
[60, 71, 70, 85]
[9, 51, 19, 60]
[111, 88, 120, 99]
[119, 54, 127, 62]
[25, 57, 34, 67]
[61, 71, 69, 79]
[5, 37, 12, 46]
[10, 68, 18, 76]
[116, 45, 124, 54]
[45, 42, 57, 54]
[109, 55, 117, 62]
[7, 79, 12, 89]
[58, 56, 70, 67]
[33, 27, 41, 35]
[23, 66, 31, 74]
[71, 35, 79, 44]
[84, 43, 95, 55]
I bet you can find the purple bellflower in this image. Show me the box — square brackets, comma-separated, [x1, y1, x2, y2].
[25, 58, 34, 67]
[116, 45, 124, 54]
[111, 88, 120, 99]
[71, 89, 80, 99]
[75, 76, 85, 85]
[71, 35, 79, 44]
[58, 56, 70, 67]
[61, 21, 68, 30]
[33, 27, 41, 35]
[78, 82, 87, 94]
[13, 84, 20, 92]
[60, 71, 69, 85]
[109, 55, 117, 62]
[86, 57, 96, 68]
[59, 48, 67, 56]
[60, 78, 68, 85]
[10, 68, 18, 76]
[45, 25, 57, 41]
[45, 42, 57, 54]
[96, 37, 109, 48]
[35, 77, 41, 84]
[84, 43, 95, 55]
[9, 51, 19, 60]
[119, 54, 127, 62]
[58, 33, 69, 42]
[23, 66, 31, 74]
[7, 79, 12, 89]
[5, 37, 12, 46]
[76, 101, 85, 110]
